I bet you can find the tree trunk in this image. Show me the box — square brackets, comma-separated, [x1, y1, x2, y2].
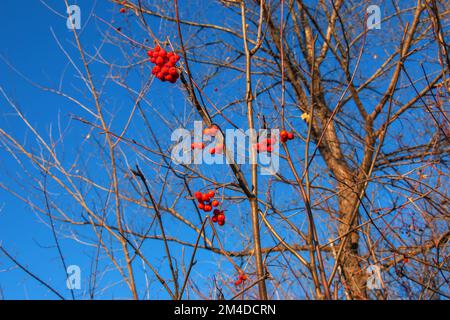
[337, 184, 367, 299]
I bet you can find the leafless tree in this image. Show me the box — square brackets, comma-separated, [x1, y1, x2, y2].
[0, 0, 448, 300]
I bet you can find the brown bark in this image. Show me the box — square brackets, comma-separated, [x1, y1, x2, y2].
[337, 184, 367, 299]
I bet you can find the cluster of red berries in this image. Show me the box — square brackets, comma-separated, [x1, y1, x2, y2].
[194, 190, 220, 212]
[211, 209, 226, 226]
[203, 125, 219, 137]
[203, 125, 224, 154]
[191, 125, 224, 153]
[254, 137, 276, 153]
[147, 46, 180, 83]
[119, 1, 127, 13]
[280, 130, 295, 143]
[234, 273, 247, 286]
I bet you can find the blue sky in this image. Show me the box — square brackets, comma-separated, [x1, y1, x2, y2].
[0, 0, 138, 299]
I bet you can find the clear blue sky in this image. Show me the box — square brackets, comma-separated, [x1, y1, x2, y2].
[0, 0, 146, 299]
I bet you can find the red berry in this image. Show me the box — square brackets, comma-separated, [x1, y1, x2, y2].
[280, 131, 289, 143]
[152, 65, 161, 75]
[212, 200, 219, 207]
[194, 191, 203, 201]
[202, 194, 210, 202]
[156, 56, 165, 65]
[154, 45, 161, 52]
[170, 56, 179, 64]
[158, 49, 167, 58]
[166, 60, 176, 67]
[152, 52, 159, 59]
[167, 51, 174, 57]
[161, 66, 169, 74]
[205, 125, 218, 136]
[212, 215, 218, 222]
[218, 220, 225, 226]
[173, 54, 180, 62]
[169, 67, 178, 76]
[120, 8, 126, 13]
[235, 279, 242, 286]
[207, 190, 215, 198]
[198, 203, 205, 210]
[217, 214, 225, 223]
[150, 57, 156, 63]
[165, 74, 173, 82]
[147, 50, 153, 57]
[191, 142, 204, 150]
[156, 72, 164, 79]
[287, 132, 294, 140]
[213, 209, 221, 216]
[215, 143, 224, 154]
[204, 205, 212, 212]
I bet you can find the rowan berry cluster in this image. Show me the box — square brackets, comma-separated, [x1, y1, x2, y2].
[211, 209, 226, 226]
[254, 137, 276, 153]
[280, 130, 295, 143]
[234, 273, 247, 286]
[203, 125, 219, 137]
[147, 46, 180, 83]
[194, 190, 220, 212]
[203, 125, 223, 154]
[119, 1, 127, 13]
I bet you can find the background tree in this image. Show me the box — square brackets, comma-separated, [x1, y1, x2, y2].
[0, 0, 448, 299]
